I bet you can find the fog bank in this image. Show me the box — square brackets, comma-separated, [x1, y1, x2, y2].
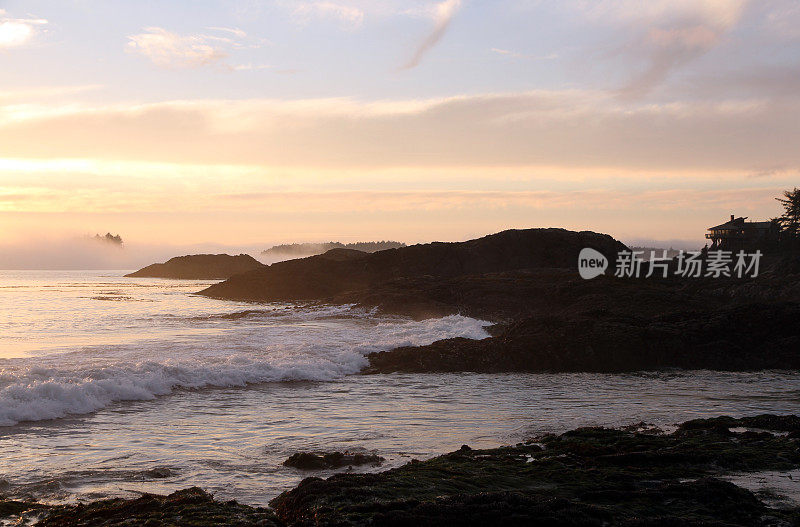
[0, 237, 269, 270]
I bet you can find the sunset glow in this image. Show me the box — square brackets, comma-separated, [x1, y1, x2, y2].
[2, 0, 799, 256]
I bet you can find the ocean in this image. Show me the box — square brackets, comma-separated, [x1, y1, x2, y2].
[1, 270, 799, 506]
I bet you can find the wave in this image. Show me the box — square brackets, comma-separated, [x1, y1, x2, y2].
[186, 303, 373, 322]
[0, 354, 368, 427]
[0, 314, 491, 427]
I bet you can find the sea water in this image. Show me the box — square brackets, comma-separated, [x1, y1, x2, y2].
[1, 270, 799, 506]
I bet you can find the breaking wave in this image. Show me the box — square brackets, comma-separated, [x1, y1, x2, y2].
[0, 314, 491, 426]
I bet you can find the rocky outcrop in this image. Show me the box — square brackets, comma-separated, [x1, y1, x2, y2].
[7, 487, 281, 526]
[365, 301, 800, 373]
[359, 254, 800, 373]
[269, 414, 800, 526]
[125, 254, 264, 280]
[283, 452, 384, 470]
[198, 229, 627, 302]
[193, 230, 800, 375]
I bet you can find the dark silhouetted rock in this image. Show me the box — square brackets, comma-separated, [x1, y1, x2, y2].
[365, 301, 800, 373]
[195, 229, 800, 374]
[269, 414, 800, 526]
[125, 254, 264, 280]
[283, 451, 385, 470]
[16, 487, 281, 526]
[142, 467, 172, 479]
[199, 229, 627, 302]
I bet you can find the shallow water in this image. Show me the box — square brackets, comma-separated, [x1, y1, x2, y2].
[0, 271, 799, 506]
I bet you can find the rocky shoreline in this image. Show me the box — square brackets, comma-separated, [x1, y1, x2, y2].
[364, 300, 800, 373]
[190, 228, 800, 374]
[359, 266, 800, 373]
[4, 414, 799, 526]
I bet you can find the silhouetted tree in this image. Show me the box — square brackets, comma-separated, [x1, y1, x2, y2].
[262, 241, 405, 256]
[776, 188, 800, 245]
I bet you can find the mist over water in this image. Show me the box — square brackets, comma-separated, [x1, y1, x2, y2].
[0, 237, 273, 270]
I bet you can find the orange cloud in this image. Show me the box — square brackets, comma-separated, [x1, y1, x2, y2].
[1, 91, 798, 171]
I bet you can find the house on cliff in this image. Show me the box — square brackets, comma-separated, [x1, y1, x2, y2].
[706, 215, 778, 251]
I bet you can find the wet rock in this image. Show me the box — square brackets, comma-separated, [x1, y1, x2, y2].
[0, 499, 45, 520]
[4, 415, 800, 526]
[142, 467, 172, 479]
[365, 302, 800, 373]
[283, 452, 384, 470]
[270, 414, 800, 526]
[33, 487, 281, 526]
[681, 414, 800, 433]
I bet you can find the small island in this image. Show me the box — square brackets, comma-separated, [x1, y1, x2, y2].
[125, 254, 265, 280]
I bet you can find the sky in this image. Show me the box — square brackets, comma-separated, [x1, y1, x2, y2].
[1, 0, 800, 265]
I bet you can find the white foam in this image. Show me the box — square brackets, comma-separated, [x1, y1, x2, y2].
[0, 313, 491, 426]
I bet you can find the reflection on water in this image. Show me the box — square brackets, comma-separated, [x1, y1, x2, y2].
[0, 270, 223, 358]
[1, 370, 799, 506]
[0, 271, 798, 506]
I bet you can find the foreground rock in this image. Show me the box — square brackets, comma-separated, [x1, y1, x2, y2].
[270, 414, 800, 526]
[126, 254, 264, 279]
[284, 452, 384, 470]
[0, 487, 280, 526]
[3, 415, 799, 525]
[198, 229, 626, 302]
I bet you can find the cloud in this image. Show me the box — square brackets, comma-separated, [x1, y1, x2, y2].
[291, 2, 365, 29]
[491, 48, 558, 60]
[1, 90, 798, 172]
[0, 11, 48, 49]
[619, 24, 724, 98]
[205, 26, 248, 39]
[127, 27, 226, 68]
[0, 85, 103, 102]
[215, 188, 782, 214]
[745, 167, 799, 179]
[126, 26, 267, 69]
[402, 0, 462, 69]
[761, 0, 800, 39]
[1, 176, 783, 216]
[571, 0, 748, 97]
[231, 63, 272, 71]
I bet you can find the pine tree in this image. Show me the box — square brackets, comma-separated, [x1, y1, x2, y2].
[776, 188, 800, 244]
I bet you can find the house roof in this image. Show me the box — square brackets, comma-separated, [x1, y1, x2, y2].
[709, 217, 746, 230]
[708, 217, 772, 231]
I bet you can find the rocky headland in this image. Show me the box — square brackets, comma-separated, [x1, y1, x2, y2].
[125, 254, 265, 280]
[4, 414, 800, 526]
[196, 228, 800, 374]
[199, 229, 626, 307]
